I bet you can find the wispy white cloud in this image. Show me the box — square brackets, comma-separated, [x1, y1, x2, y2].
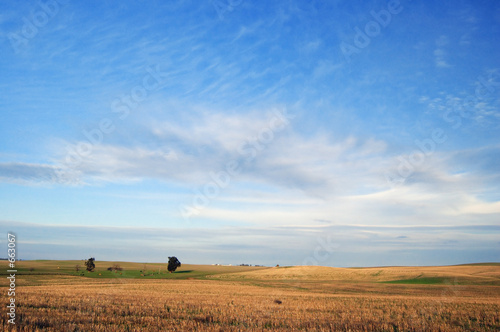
[56, 109, 393, 198]
[0, 162, 61, 184]
[2, 104, 499, 231]
[434, 35, 451, 68]
[312, 60, 344, 79]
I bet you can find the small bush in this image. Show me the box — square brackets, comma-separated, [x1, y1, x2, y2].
[107, 264, 123, 272]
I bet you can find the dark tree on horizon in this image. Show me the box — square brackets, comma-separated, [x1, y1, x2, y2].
[85, 257, 95, 272]
[168, 256, 181, 273]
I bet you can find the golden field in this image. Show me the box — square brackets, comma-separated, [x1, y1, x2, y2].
[1, 261, 499, 331]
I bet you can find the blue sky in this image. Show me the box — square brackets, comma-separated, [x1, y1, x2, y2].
[0, 0, 499, 266]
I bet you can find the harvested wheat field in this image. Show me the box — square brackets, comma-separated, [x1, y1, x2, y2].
[1, 261, 499, 331]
